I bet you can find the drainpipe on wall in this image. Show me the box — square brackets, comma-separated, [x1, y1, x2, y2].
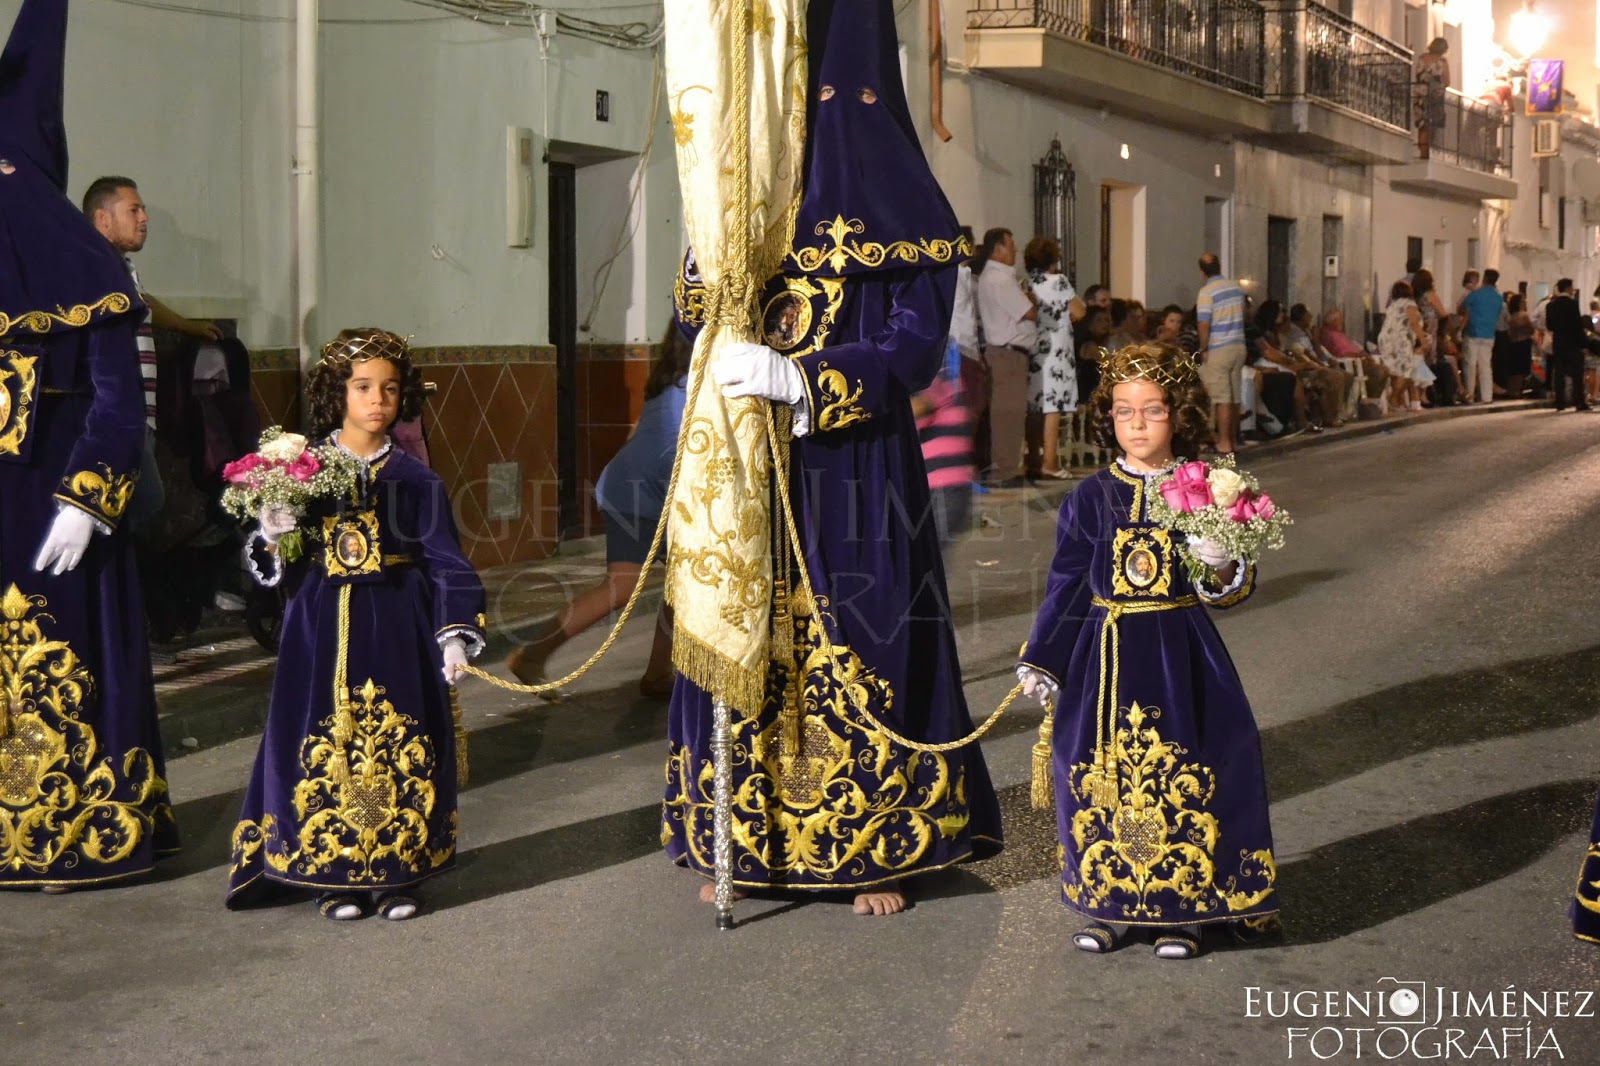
[294, 0, 320, 375]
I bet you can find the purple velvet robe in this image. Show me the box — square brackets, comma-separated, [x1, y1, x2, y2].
[1019, 460, 1278, 928]
[227, 441, 485, 903]
[0, 318, 179, 887]
[663, 268, 1003, 890]
[1572, 797, 1600, 944]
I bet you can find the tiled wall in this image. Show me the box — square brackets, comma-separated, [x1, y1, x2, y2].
[574, 343, 658, 536]
[244, 343, 655, 568]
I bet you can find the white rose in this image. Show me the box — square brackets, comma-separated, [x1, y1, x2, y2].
[1207, 467, 1247, 507]
[259, 433, 309, 463]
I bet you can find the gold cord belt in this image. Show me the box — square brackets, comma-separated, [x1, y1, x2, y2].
[1082, 594, 1198, 809]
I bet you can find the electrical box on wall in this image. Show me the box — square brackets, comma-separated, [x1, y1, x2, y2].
[506, 126, 536, 248]
[1323, 255, 1340, 278]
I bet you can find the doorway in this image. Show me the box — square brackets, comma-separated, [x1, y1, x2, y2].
[1267, 216, 1296, 304]
[1432, 239, 1454, 304]
[1099, 181, 1147, 299]
[547, 161, 580, 539]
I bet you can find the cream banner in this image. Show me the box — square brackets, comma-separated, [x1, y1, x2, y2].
[663, 1, 808, 713]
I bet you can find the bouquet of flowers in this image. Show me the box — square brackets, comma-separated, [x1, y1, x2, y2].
[1146, 456, 1291, 586]
[219, 427, 360, 561]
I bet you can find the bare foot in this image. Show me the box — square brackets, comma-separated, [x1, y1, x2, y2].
[697, 881, 748, 905]
[853, 883, 906, 916]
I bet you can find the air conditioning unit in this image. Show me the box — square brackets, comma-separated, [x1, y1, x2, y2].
[1533, 119, 1561, 158]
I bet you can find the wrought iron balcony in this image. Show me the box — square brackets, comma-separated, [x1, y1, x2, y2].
[1263, 0, 1411, 130]
[1424, 87, 1512, 176]
[967, 0, 1267, 98]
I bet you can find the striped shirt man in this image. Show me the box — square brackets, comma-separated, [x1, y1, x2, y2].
[125, 256, 157, 430]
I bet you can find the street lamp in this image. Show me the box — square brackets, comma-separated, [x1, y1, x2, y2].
[1509, 4, 1551, 57]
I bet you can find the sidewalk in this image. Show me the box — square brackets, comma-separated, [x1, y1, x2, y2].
[152, 396, 1547, 755]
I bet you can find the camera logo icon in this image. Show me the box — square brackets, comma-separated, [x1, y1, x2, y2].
[1377, 978, 1429, 1025]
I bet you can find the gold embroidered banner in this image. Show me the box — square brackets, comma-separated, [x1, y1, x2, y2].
[663, 0, 807, 714]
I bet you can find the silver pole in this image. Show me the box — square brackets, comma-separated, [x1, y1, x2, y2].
[711, 698, 735, 930]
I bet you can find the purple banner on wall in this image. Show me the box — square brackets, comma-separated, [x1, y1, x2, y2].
[1528, 58, 1564, 114]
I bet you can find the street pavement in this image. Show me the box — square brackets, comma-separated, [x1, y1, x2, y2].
[6, 406, 1600, 1065]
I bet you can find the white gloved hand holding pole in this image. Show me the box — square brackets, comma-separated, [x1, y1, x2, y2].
[712, 342, 806, 406]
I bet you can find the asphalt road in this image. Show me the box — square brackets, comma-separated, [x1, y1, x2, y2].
[6, 408, 1600, 1065]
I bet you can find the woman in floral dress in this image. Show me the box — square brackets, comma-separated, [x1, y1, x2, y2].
[1025, 236, 1085, 478]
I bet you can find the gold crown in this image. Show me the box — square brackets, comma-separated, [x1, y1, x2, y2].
[319, 330, 411, 366]
[1098, 342, 1199, 389]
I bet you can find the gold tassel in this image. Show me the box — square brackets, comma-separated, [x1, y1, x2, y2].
[1030, 701, 1055, 810]
[1091, 744, 1119, 810]
[329, 748, 350, 789]
[451, 686, 469, 788]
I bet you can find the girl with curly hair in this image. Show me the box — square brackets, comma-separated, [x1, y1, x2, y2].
[1013, 342, 1279, 959]
[226, 328, 486, 922]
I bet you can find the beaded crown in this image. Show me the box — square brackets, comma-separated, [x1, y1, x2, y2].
[319, 330, 411, 367]
[1098, 342, 1199, 389]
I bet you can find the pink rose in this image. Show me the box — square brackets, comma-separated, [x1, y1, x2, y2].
[1158, 461, 1213, 513]
[285, 452, 321, 483]
[223, 453, 265, 484]
[1250, 493, 1276, 520]
[1226, 494, 1255, 524]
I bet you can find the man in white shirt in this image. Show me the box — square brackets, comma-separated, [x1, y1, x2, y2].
[975, 227, 1036, 484]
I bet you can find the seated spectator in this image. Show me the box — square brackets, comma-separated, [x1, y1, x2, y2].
[1246, 299, 1312, 433]
[1154, 303, 1185, 346]
[1285, 303, 1352, 425]
[1075, 305, 1113, 399]
[1319, 306, 1391, 400]
[1107, 298, 1147, 350]
[1429, 313, 1467, 405]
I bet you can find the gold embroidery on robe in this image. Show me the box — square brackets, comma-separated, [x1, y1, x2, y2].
[789, 215, 969, 275]
[322, 511, 383, 579]
[0, 585, 171, 877]
[814, 366, 869, 431]
[58, 464, 138, 523]
[0, 350, 39, 458]
[0, 293, 134, 335]
[762, 275, 845, 358]
[1110, 528, 1174, 599]
[663, 594, 972, 883]
[1063, 702, 1272, 921]
[228, 678, 453, 884]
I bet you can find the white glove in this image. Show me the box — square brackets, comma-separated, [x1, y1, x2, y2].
[1186, 535, 1232, 569]
[1016, 665, 1058, 707]
[258, 505, 299, 544]
[34, 507, 99, 576]
[442, 637, 469, 686]
[713, 342, 806, 406]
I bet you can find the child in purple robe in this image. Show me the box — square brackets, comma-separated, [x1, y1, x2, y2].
[226, 329, 486, 921]
[1016, 343, 1279, 959]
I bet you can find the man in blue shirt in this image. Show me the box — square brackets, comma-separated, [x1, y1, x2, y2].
[1459, 268, 1504, 403]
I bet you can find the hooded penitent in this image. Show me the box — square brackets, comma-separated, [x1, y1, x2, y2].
[662, 0, 1002, 891]
[0, 0, 177, 887]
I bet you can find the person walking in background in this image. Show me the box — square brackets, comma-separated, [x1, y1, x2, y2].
[1194, 252, 1247, 454]
[975, 227, 1037, 485]
[508, 325, 690, 697]
[1499, 292, 1535, 399]
[1023, 236, 1084, 480]
[1459, 268, 1503, 403]
[914, 339, 975, 551]
[950, 225, 988, 476]
[1379, 280, 1432, 411]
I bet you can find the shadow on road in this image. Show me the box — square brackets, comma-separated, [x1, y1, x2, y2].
[1243, 567, 1343, 610]
[1278, 778, 1597, 944]
[429, 802, 662, 912]
[1265, 644, 1600, 802]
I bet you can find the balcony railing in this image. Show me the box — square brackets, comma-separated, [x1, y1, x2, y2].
[968, 0, 1267, 98]
[1422, 87, 1512, 176]
[1263, 0, 1411, 129]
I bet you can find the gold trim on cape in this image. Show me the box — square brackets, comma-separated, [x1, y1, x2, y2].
[0, 293, 135, 335]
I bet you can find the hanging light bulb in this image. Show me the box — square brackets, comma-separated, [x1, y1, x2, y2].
[1509, 4, 1551, 57]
